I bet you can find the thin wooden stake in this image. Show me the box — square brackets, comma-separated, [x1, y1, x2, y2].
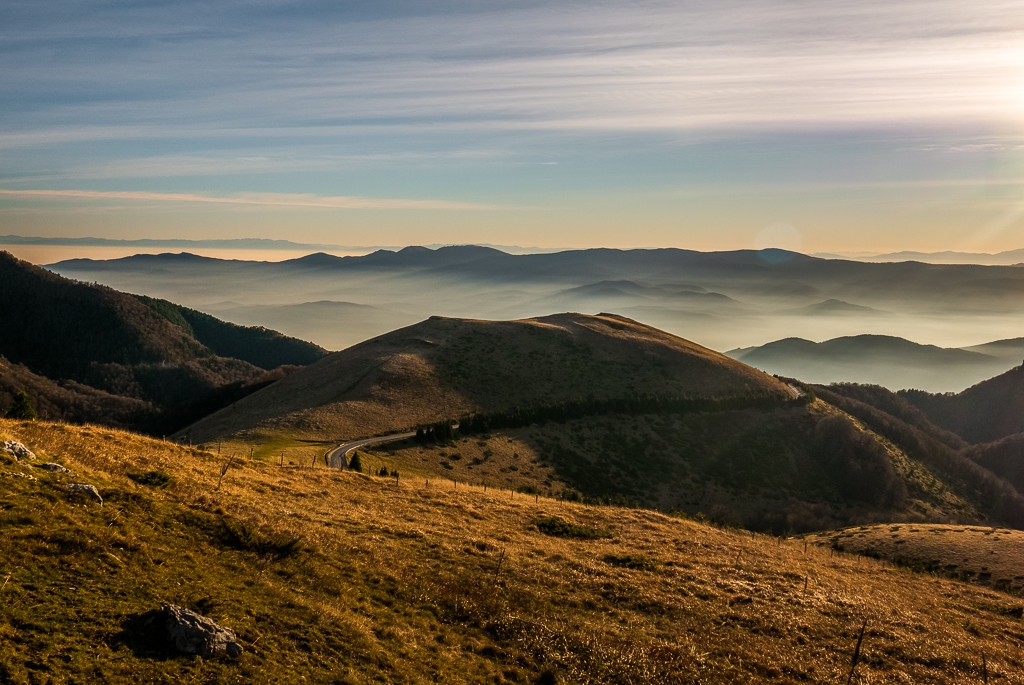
[494, 549, 506, 580]
[982, 652, 988, 684]
[216, 454, 237, 491]
[845, 619, 868, 685]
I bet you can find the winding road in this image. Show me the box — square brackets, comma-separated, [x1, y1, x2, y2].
[327, 431, 417, 468]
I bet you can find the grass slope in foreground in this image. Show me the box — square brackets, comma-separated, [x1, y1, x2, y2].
[2, 418, 1024, 684]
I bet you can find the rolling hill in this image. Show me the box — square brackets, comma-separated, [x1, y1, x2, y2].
[0, 251, 327, 433]
[3, 417, 1023, 683]
[179, 312, 790, 443]
[180, 313, 1024, 532]
[728, 335, 1017, 393]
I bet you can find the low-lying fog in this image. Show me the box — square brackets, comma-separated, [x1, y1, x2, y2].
[47, 247, 1024, 393]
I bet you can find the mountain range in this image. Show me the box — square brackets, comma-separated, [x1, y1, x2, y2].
[728, 334, 1024, 392]
[47, 247, 1024, 381]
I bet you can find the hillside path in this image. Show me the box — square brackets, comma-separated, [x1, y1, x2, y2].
[327, 432, 416, 468]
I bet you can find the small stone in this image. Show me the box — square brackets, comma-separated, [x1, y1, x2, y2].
[66, 483, 103, 505]
[2, 472, 37, 481]
[38, 462, 70, 473]
[1, 440, 35, 461]
[162, 604, 243, 658]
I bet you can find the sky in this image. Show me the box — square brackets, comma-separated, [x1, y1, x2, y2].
[2, 0, 1024, 253]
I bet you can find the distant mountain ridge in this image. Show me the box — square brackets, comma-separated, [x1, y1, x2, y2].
[50, 246, 1024, 311]
[729, 334, 1024, 393]
[47, 244, 1024, 363]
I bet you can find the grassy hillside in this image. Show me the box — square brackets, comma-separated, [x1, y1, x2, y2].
[357, 399, 989, 532]
[0, 251, 325, 435]
[805, 524, 1024, 596]
[3, 418, 1024, 683]
[180, 314, 1024, 532]
[902, 365, 1024, 443]
[179, 312, 791, 443]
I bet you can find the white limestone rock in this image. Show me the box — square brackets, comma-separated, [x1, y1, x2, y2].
[1, 440, 35, 460]
[66, 483, 103, 504]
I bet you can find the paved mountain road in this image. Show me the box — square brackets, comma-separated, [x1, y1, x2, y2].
[327, 431, 417, 468]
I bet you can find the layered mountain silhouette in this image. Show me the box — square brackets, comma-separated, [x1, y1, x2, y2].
[729, 335, 1021, 393]
[0, 251, 327, 432]
[49, 245, 1024, 358]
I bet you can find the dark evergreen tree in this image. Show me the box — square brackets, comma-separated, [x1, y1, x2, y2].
[6, 391, 37, 420]
[348, 451, 363, 472]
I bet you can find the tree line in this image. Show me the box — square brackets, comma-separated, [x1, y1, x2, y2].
[415, 390, 808, 443]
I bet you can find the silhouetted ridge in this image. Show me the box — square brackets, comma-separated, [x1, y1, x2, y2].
[0, 251, 324, 433]
[133, 295, 327, 370]
[902, 364, 1024, 443]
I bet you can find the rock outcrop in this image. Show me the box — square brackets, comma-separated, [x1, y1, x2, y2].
[38, 462, 70, 473]
[66, 483, 103, 504]
[1, 440, 35, 460]
[162, 604, 243, 658]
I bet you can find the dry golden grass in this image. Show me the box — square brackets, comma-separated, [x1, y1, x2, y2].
[178, 313, 788, 444]
[806, 524, 1024, 595]
[359, 432, 556, 492]
[3, 418, 1024, 683]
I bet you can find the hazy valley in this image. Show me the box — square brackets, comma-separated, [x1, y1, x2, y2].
[49, 246, 1024, 392]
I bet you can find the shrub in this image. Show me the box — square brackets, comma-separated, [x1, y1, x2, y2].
[602, 553, 659, 571]
[220, 519, 302, 562]
[127, 470, 173, 488]
[533, 516, 611, 540]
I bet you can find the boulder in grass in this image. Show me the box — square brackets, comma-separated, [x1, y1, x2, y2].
[66, 483, 103, 504]
[1, 440, 35, 461]
[162, 604, 242, 658]
[38, 462, 70, 473]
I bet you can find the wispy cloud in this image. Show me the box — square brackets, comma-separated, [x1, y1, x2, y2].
[0, 189, 509, 211]
[3, 1, 1023, 144]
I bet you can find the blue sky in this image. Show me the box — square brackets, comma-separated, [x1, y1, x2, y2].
[1, 0, 1023, 252]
